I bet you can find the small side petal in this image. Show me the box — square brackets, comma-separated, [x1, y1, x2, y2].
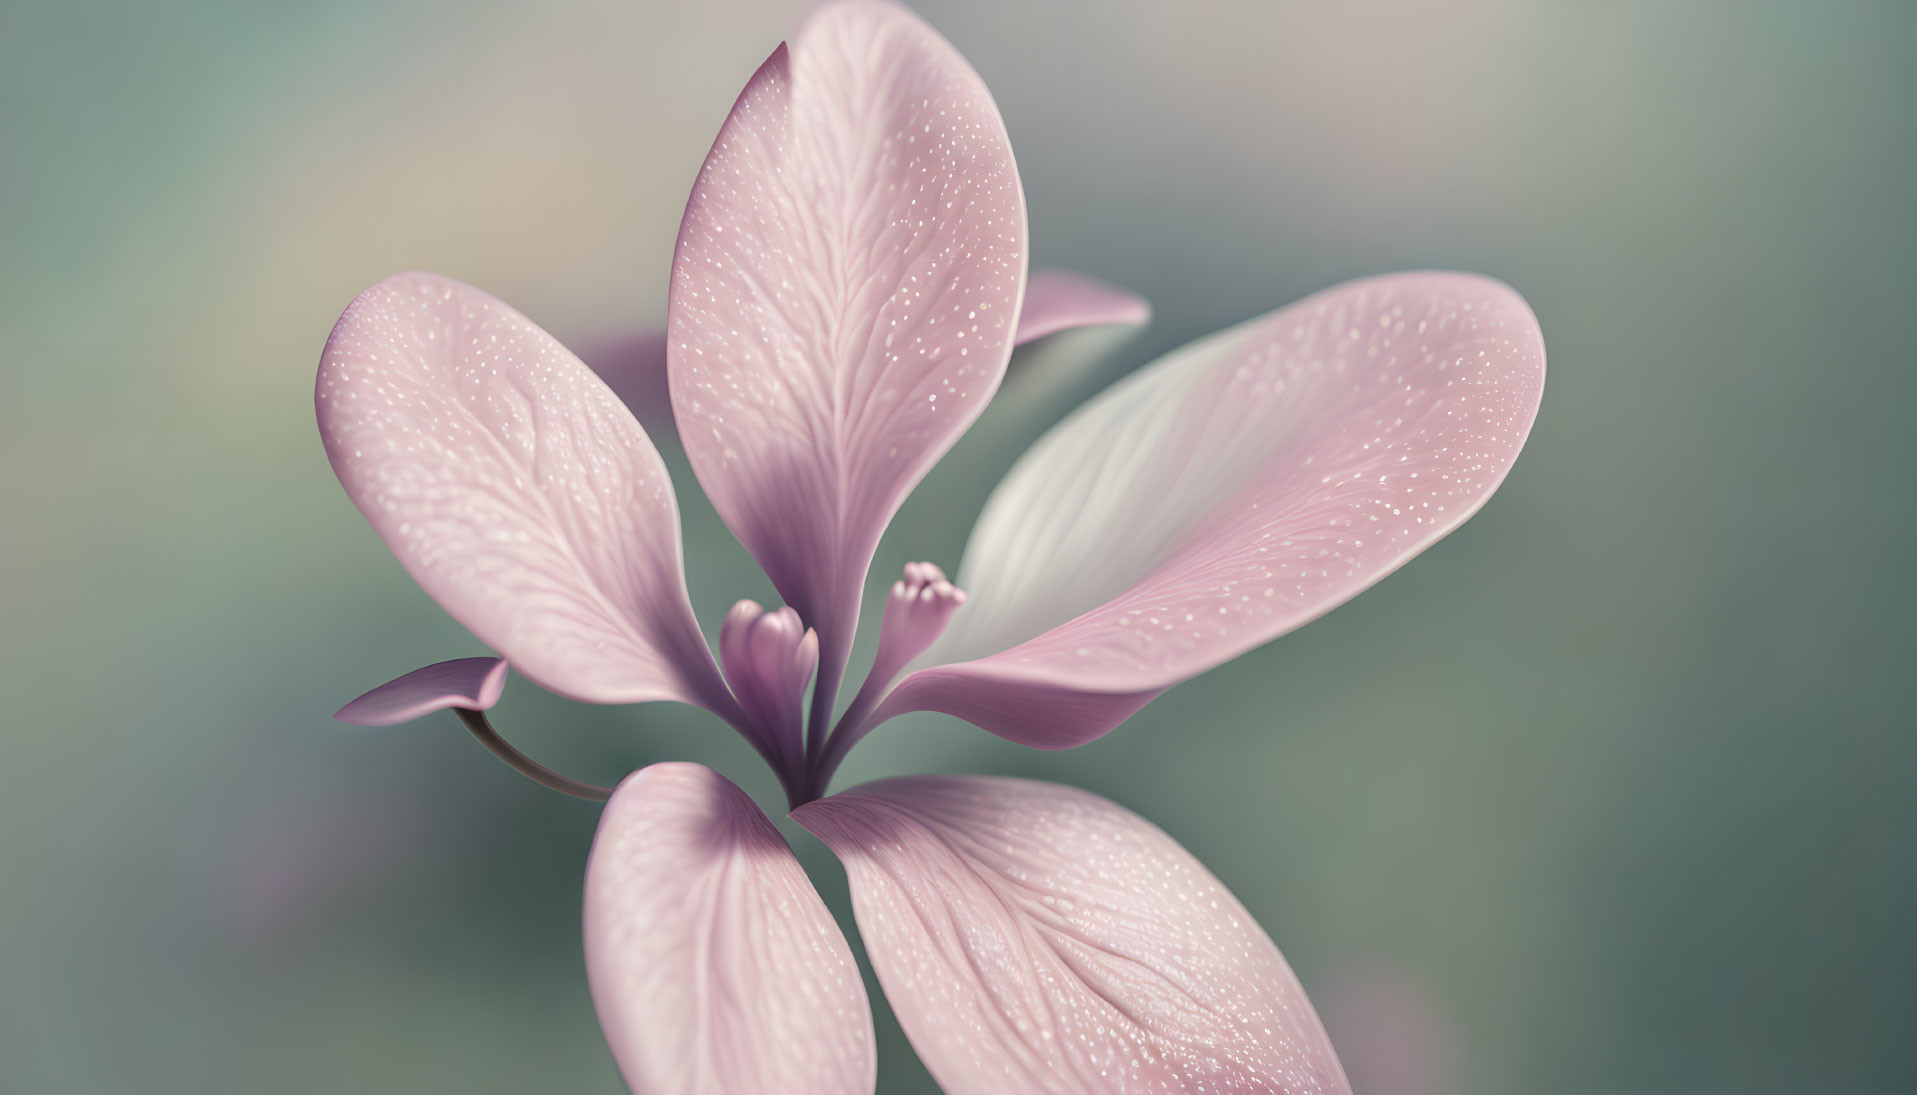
[891, 272, 1545, 747]
[333, 657, 507, 726]
[585, 763, 875, 1095]
[1013, 268, 1151, 346]
[796, 775, 1350, 1095]
[317, 272, 731, 712]
[668, 0, 1027, 695]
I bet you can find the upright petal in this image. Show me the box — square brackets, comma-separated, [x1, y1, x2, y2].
[795, 775, 1350, 1095]
[586, 763, 875, 1095]
[317, 272, 731, 712]
[881, 272, 1545, 748]
[333, 657, 507, 726]
[597, 268, 1142, 451]
[668, 0, 1027, 707]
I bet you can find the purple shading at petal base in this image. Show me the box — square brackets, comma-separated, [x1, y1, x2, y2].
[667, 0, 1029, 717]
[334, 657, 506, 726]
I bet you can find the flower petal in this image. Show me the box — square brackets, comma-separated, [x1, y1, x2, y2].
[333, 656, 507, 726]
[594, 268, 1141, 451]
[888, 272, 1545, 748]
[586, 763, 875, 1095]
[668, 0, 1027, 699]
[1013, 268, 1151, 346]
[317, 272, 732, 711]
[795, 775, 1350, 1095]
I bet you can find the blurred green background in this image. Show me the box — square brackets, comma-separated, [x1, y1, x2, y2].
[3, 1, 1912, 1092]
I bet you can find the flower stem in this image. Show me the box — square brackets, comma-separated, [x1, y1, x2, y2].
[453, 709, 612, 803]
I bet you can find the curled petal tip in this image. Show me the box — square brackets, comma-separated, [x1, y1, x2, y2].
[334, 657, 507, 726]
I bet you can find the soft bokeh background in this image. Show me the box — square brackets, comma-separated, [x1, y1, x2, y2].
[4, 1, 1912, 1092]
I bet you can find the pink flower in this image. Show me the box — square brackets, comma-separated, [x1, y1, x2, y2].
[316, 3, 1544, 1092]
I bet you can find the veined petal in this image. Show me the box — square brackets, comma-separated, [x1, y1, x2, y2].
[585, 763, 875, 1095]
[888, 272, 1545, 747]
[317, 272, 731, 712]
[668, 0, 1027, 701]
[333, 656, 507, 726]
[1014, 268, 1151, 346]
[795, 775, 1350, 1095]
[599, 268, 1140, 450]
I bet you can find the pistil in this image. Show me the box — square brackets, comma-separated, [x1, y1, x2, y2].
[720, 600, 818, 798]
[806, 563, 966, 798]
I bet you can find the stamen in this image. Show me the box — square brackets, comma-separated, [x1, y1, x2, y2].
[809, 563, 966, 799]
[719, 600, 817, 778]
[870, 562, 967, 688]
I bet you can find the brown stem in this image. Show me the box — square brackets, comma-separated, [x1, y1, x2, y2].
[453, 709, 612, 803]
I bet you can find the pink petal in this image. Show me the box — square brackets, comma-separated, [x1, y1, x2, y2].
[795, 775, 1351, 1095]
[317, 272, 732, 711]
[1014, 268, 1152, 346]
[333, 656, 507, 726]
[887, 272, 1545, 748]
[585, 763, 875, 1095]
[591, 269, 1142, 449]
[668, 0, 1027, 701]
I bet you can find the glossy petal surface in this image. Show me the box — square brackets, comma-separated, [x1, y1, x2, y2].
[333, 657, 507, 726]
[893, 272, 1545, 746]
[796, 775, 1350, 1095]
[317, 272, 728, 710]
[586, 764, 875, 1095]
[1014, 268, 1151, 345]
[668, 0, 1027, 676]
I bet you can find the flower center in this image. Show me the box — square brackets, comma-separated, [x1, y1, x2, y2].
[715, 563, 969, 806]
[787, 563, 966, 801]
[440, 564, 968, 809]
